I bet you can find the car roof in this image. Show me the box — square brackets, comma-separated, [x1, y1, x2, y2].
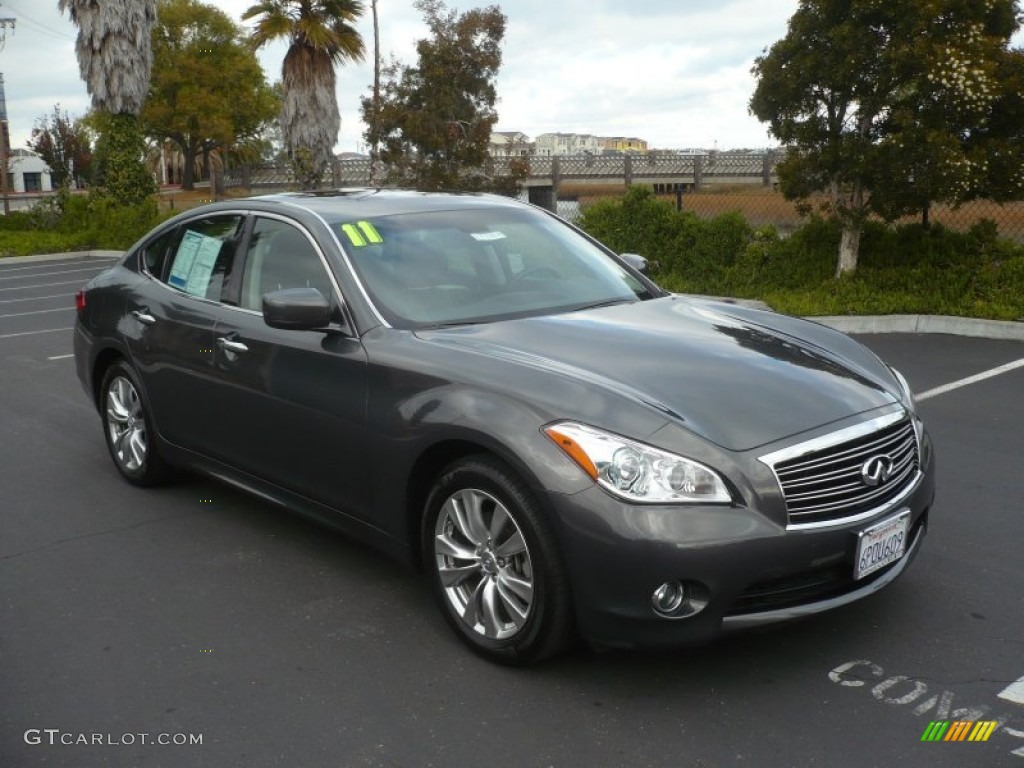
[230, 188, 532, 220]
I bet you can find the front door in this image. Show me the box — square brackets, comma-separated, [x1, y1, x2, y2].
[205, 216, 372, 520]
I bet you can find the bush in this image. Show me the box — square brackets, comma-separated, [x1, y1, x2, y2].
[580, 186, 756, 293]
[0, 210, 35, 231]
[0, 192, 167, 257]
[579, 190, 1024, 321]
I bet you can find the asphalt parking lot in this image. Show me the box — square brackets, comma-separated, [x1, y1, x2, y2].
[2, 254, 1023, 767]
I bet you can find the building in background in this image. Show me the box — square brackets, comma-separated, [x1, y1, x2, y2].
[7, 148, 52, 193]
[603, 136, 648, 154]
[489, 131, 532, 157]
[534, 133, 606, 157]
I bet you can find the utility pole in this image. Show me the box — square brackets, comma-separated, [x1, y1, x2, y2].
[0, 6, 14, 214]
[0, 4, 14, 49]
[369, 0, 382, 188]
[0, 73, 11, 215]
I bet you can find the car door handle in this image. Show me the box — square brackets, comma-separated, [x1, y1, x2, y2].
[130, 309, 156, 325]
[217, 337, 249, 354]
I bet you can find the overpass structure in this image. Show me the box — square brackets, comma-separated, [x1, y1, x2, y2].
[226, 151, 780, 203]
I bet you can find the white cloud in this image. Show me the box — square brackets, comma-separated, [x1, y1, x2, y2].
[1, 0, 1016, 157]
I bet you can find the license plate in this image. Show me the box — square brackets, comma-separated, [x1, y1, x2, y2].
[855, 511, 910, 580]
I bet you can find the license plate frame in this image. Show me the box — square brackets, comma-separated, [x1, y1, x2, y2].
[855, 510, 910, 580]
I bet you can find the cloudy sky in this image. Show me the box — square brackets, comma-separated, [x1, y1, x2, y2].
[3, 0, 800, 153]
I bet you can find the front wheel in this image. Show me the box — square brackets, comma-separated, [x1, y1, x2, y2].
[100, 361, 170, 486]
[423, 455, 574, 664]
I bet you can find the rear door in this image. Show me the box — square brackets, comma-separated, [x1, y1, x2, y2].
[127, 213, 246, 451]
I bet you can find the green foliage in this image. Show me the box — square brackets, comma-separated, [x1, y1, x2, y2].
[28, 105, 95, 188]
[580, 186, 755, 290]
[0, 211, 35, 231]
[144, 0, 279, 190]
[93, 113, 156, 206]
[578, 190, 1024, 321]
[362, 0, 515, 192]
[0, 193, 167, 257]
[750, 0, 1024, 274]
[287, 145, 323, 191]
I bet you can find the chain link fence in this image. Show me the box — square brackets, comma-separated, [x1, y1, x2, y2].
[555, 184, 1024, 242]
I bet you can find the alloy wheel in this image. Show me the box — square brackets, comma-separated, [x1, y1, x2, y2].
[105, 375, 148, 473]
[433, 488, 535, 640]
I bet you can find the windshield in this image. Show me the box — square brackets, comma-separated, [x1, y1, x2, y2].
[330, 206, 656, 328]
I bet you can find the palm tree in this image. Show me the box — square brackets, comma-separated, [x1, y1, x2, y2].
[58, 0, 157, 204]
[244, 0, 365, 189]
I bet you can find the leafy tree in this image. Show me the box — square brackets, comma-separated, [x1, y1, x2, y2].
[244, 0, 366, 190]
[28, 105, 94, 188]
[58, 0, 157, 205]
[751, 0, 1023, 276]
[142, 0, 279, 190]
[362, 0, 521, 192]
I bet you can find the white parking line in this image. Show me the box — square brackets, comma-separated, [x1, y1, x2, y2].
[0, 327, 73, 340]
[999, 676, 1024, 705]
[0, 307, 75, 319]
[47, 353, 75, 361]
[0, 293, 72, 304]
[916, 359, 1024, 401]
[0, 280, 92, 293]
[0, 267, 109, 281]
[0, 258, 117, 273]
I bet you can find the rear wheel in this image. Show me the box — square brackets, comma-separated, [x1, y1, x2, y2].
[100, 361, 170, 486]
[423, 455, 574, 664]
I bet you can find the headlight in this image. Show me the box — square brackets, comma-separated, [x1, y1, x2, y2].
[889, 366, 917, 412]
[544, 422, 732, 504]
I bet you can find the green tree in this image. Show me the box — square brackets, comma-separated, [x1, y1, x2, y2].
[751, 0, 1022, 276]
[362, 0, 518, 191]
[28, 105, 94, 188]
[243, 0, 366, 190]
[142, 0, 279, 190]
[58, 0, 157, 205]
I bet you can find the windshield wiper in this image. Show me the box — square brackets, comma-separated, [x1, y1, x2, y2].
[571, 298, 637, 312]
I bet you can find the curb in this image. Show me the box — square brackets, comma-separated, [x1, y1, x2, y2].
[4, 252, 1024, 343]
[809, 314, 1024, 342]
[1, 250, 125, 264]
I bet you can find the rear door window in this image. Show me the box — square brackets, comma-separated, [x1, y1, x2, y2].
[163, 215, 244, 301]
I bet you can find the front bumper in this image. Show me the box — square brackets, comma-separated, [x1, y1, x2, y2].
[546, 445, 936, 650]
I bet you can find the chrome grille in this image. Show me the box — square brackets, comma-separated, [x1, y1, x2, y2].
[770, 417, 919, 526]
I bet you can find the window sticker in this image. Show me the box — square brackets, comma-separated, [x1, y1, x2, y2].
[470, 231, 506, 242]
[168, 230, 223, 297]
[357, 221, 383, 244]
[340, 220, 384, 247]
[341, 223, 367, 247]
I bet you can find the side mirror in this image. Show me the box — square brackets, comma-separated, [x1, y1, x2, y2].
[262, 287, 332, 330]
[620, 253, 648, 274]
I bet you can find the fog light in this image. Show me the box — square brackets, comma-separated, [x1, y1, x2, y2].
[651, 580, 711, 619]
[652, 581, 687, 616]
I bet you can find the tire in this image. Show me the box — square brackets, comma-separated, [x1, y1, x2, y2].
[99, 360, 170, 486]
[422, 455, 574, 665]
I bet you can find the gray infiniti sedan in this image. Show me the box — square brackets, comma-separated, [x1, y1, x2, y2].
[73, 190, 935, 664]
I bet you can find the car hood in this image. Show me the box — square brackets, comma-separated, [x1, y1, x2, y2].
[414, 296, 899, 452]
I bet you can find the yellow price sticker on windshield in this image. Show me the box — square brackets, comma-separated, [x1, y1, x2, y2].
[341, 223, 367, 247]
[340, 221, 383, 248]
[358, 221, 383, 244]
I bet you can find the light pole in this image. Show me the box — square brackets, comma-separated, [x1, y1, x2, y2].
[0, 73, 11, 215]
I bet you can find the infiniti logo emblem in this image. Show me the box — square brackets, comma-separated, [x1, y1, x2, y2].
[861, 455, 894, 487]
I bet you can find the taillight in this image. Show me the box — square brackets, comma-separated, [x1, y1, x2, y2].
[75, 290, 86, 313]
